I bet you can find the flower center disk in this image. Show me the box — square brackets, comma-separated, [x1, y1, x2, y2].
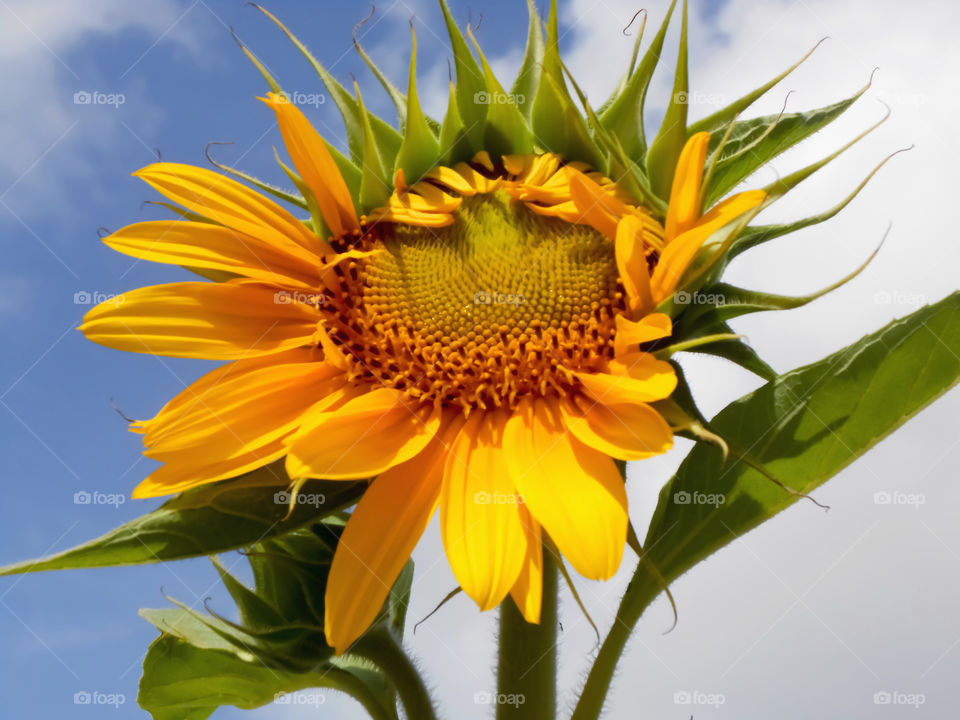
[327, 190, 624, 411]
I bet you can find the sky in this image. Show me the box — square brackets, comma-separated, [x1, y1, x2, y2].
[0, 0, 958, 718]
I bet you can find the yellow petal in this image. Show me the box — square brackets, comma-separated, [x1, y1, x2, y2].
[652, 189, 766, 302]
[104, 221, 322, 288]
[79, 281, 320, 360]
[664, 131, 710, 241]
[568, 170, 630, 239]
[558, 394, 673, 461]
[503, 398, 627, 580]
[614, 313, 672, 357]
[615, 216, 654, 313]
[133, 162, 328, 256]
[285, 389, 440, 479]
[441, 410, 527, 611]
[139, 349, 340, 454]
[509, 507, 543, 624]
[133, 367, 350, 499]
[260, 93, 359, 238]
[324, 417, 459, 654]
[575, 351, 677, 405]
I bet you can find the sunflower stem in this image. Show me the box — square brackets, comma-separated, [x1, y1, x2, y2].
[352, 629, 437, 720]
[496, 546, 558, 719]
[570, 560, 661, 720]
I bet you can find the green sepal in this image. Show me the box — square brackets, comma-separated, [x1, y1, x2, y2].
[560, 61, 664, 211]
[599, 0, 677, 163]
[676, 316, 777, 381]
[468, 26, 533, 157]
[510, 0, 545, 122]
[353, 19, 406, 128]
[437, 0, 488, 153]
[352, 25, 441, 135]
[730, 147, 905, 258]
[206, 143, 307, 210]
[325, 139, 362, 205]
[355, 83, 393, 211]
[531, 0, 604, 168]
[702, 78, 870, 206]
[596, 9, 648, 117]
[688, 38, 826, 136]
[231, 28, 282, 94]
[439, 81, 472, 166]
[274, 148, 328, 239]
[252, 4, 401, 166]
[394, 25, 442, 185]
[645, 0, 688, 199]
[211, 556, 286, 631]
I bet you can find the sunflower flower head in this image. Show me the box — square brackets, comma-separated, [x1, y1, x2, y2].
[80, 0, 887, 654]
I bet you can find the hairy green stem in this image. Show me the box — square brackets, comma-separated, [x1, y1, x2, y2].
[352, 630, 437, 720]
[570, 559, 660, 720]
[496, 547, 558, 719]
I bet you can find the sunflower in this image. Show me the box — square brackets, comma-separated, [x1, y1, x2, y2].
[78, 0, 822, 655]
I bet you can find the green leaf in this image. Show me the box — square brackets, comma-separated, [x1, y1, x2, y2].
[531, 0, 604, 168]
[0, 464, 366, 575]
[645, 0, 688, 199]
[600, 0, 677, 164]
[703, 83, 868, 206]
[138, 635, 395, 720]
[437, 0, 488, 153]
[394, 25, 442, 184]
[138, 523, 415, 720]
[643, 292, 960, 587]
[510, 0, 544, 122]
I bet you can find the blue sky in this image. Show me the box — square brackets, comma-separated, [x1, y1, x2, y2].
[1, 0, 958, 719]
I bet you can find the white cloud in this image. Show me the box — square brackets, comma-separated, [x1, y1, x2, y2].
[0, 0, 205, 206]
